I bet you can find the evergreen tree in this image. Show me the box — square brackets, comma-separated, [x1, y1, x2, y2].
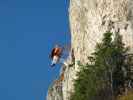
[112, 33, 130, 95]
[71, 32, 114, 100]
[70, 32, 132, 100]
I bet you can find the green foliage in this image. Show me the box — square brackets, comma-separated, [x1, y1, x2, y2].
[70, 64, 99, 100]
[70, 32, 132, 100]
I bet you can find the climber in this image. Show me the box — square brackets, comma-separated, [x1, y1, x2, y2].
[50, 44, 71, 67]
[50, 45, 63, 67]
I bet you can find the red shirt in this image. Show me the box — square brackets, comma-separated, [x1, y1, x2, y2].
[51, 47, 62, 59]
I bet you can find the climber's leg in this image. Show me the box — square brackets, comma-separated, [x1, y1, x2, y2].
[59, 58, 68, 66]
[51, 56, 59, 67]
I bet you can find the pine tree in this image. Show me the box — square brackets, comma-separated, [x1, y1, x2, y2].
[70, 32, 132, 100]
[71, 32, 115, 100]
[112, 33, 130, 96]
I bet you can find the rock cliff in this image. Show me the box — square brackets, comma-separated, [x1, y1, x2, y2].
[47, 0, 133, 100]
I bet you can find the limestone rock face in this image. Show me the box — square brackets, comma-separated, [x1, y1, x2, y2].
[47, 0, 133, 100]
[47, 81, 63, 100]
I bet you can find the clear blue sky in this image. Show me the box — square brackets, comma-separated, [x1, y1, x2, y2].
[0, 0, 70, 100]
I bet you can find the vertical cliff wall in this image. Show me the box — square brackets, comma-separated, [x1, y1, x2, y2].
[47, 0, 133, 100]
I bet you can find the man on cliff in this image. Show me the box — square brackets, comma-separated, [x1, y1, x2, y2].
[50, 45, 63, 67]
[50, 44, 75, 67]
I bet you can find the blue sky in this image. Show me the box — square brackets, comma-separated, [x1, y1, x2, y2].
[0, 0, 70, 100]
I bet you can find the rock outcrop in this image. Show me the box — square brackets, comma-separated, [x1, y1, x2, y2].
[47, 0, 133, 100]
